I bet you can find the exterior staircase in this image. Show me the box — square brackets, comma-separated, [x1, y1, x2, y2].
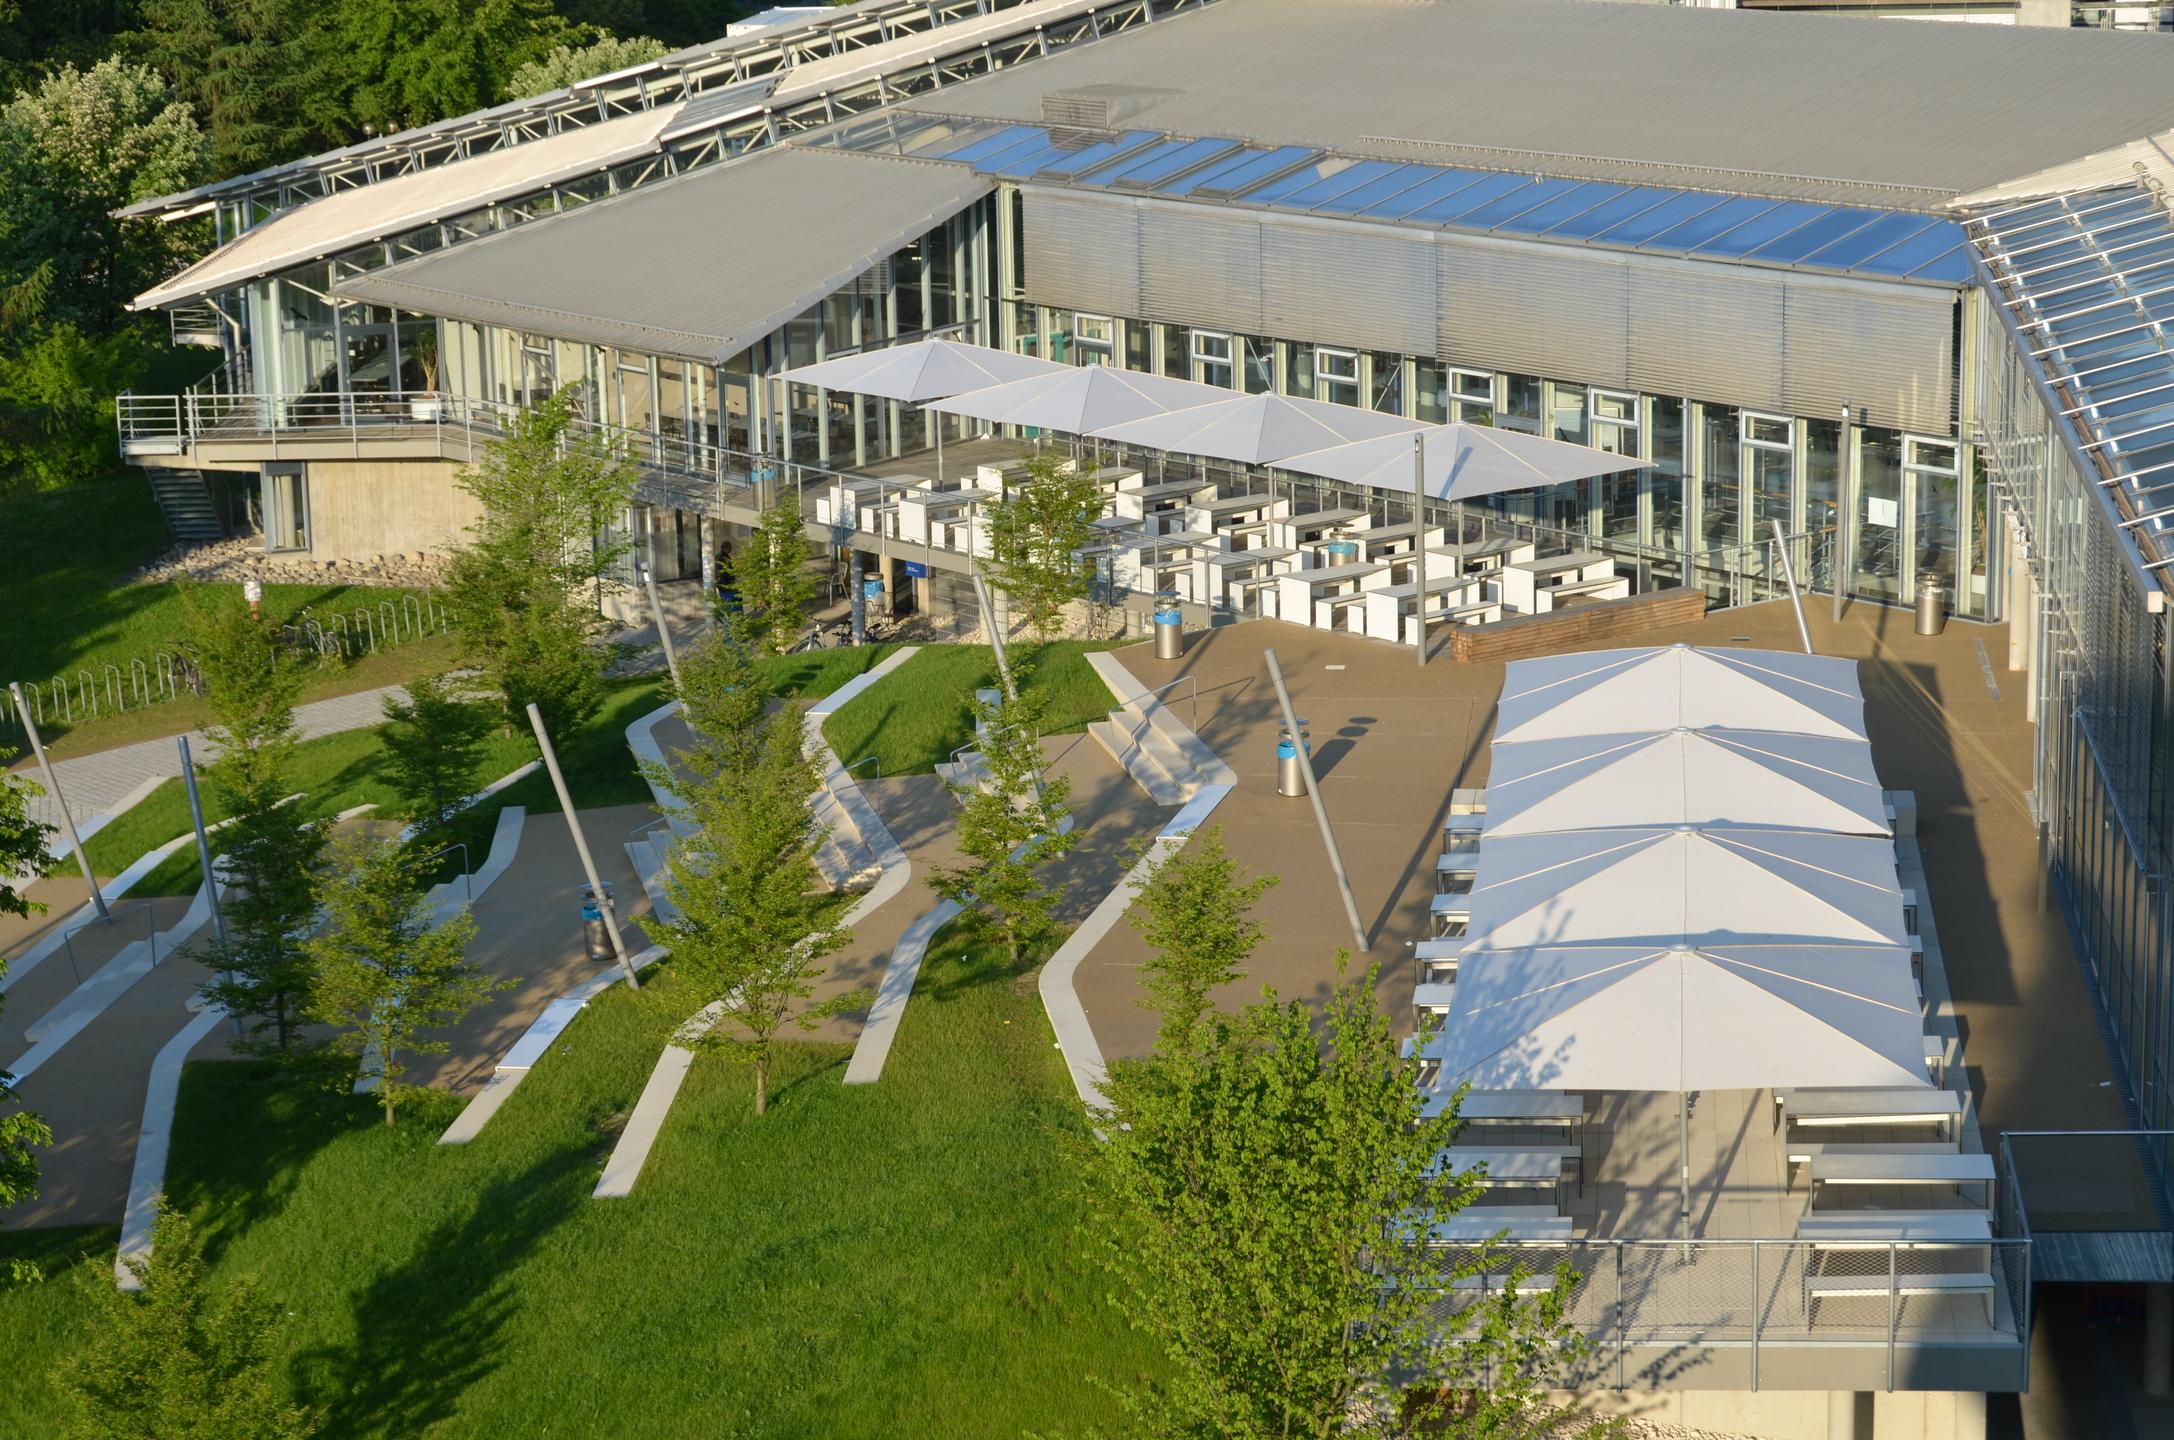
[933, 688, 1004, 796]
[144, 466, 226, 543]
[1084, 652, 1235, 808]
[811, 773, 884, 890]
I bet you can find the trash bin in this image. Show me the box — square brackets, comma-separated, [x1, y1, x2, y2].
[1276, 722, 1311, 798]
[1915, 573, 1946, 636]
[1324, 538, 1359, 565]
[581, 882, 616, 962]
[1153, 597, 1184, 660]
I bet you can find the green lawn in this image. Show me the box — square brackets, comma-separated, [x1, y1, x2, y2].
[820, 641, 1120, 777]
[0, 932, 1156, 1438]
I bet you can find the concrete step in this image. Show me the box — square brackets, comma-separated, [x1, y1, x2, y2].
[1112, 705, 1197, 795]
[1088, 716, 1191, 807]
[935, 752, 993, 797]
[814, 826, 881, 891]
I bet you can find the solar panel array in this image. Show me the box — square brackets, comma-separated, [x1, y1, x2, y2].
[912, 120, 1971, 286]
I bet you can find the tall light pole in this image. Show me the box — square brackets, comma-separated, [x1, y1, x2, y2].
[10, 682, 106, 922]
[1263, 649, 1368, 953]
[527, 703, 639, 990]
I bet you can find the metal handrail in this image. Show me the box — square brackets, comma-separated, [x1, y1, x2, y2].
[410, 841, 473, 905]
[51, 899, 162, 984]
[1136, 671, 1199, 731]
[842, 754, 882, 780]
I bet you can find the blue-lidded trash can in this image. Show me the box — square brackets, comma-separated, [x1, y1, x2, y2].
[1276, 723, 1311, 798]
[581, 882, 616, 962]
[1325, 538, 1359, 565]
[1153, 600, 1184, 660]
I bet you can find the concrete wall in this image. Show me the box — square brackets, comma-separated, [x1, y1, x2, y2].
[300, 459, 480, 564]
[1562, 1387, 1987, 1440]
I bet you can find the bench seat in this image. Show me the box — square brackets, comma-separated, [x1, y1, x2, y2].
[1804, 1271, 1997, 1323]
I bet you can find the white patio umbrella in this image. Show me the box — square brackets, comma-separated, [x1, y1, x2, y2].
[777, 337, 1067, 484]
[923, 363, 1225, 434]
[1277, 422, 1648, 501]
[1088, 391, 1424, 466]
[1431, 940, 1928, 1227]
[1482, 727, 1891, 838]
[1493, 644, 1869, 745]
[1460, 825, 1909, 951]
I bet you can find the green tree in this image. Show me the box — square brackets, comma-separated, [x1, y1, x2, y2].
[930, 691, 1074, 967]
[299, 0, 581, 142]
[1090, 963, 1601, 1439]
[183, 584, 329, 1054]
[303, 831, 499, 1126]
[654, 698, 855, 1116]
[377, 671, 494, 830]
[0, 760, 55, 1254]
[1127, 824, 1278, 1051]
[671, 625, 770, 776]
[443, 393, 637, 734]
[981, 452, 1101, 641]
[131, 0, 314, 178]
[507, 33, 669, 97]
[729, 490, 817, 655]
[59, 1200, 317, 1439]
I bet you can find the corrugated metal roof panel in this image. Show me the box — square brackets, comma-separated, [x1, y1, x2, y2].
[330, 147, 991, 362]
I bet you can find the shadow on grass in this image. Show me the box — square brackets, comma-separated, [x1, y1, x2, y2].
[912, 925, 1048, 1007]
[760, 1045, 852, 1109]
[291, 1142, 593, 1440]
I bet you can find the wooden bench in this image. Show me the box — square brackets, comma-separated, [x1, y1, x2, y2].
[1803, 1271, 1998, 1325]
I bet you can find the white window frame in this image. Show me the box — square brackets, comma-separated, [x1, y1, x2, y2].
[1448, 367, 1494, 407]
[1191, 329, 1235, 387]
[1073, 312, 1114, 363]
[1316, 346, 1360, 407]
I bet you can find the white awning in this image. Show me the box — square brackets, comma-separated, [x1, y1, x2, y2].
[1090, 391, 1424, 466]
[923, 362, 1224, 430]
[779, 336, 1066, 402]
[1494, 645, 1868, 744]
[1277, 423, 1647, 501]
[1481, 727, 1890, 838]
[1435, 942, 1928, 1094]
[1461, 826, 1909, 952]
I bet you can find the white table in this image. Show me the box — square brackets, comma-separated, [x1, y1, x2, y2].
[1425, 1089, 1584, 1144]
[1785, 1140, 1957, 1189]
[1795, 1211, 1992, 1247]
[1412, 982, 1456, 1017]
[1806, 1153, 1996, 1210]
[1425, 1211, 1574, 1243]
[1432, 1147, 1576, 1205]
[1775, 1087, 1963, 1140]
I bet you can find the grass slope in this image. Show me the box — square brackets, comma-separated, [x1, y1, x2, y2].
[0, 933, 1155, 1438]
[0, 1226, 118, 1431]
[821, 641, 1119, 777]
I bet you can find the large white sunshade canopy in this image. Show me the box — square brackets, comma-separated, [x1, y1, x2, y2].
[1434, 942, 1929, 1094]
[922, 362, 1225, 431]
[1090, 391, 1424, 466]
[779, 337, 1065, 402]
[1494, 645, 1868, 744]
[1462, 827, 1909, 951]
[1278, 424, 1646, 499]
[1481, 728, 1890, 838]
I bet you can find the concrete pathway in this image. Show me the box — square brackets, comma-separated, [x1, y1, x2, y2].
[18, 681, 415, 837]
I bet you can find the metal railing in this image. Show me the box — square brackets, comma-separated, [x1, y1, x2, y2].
[1137, 671, 1200, 731]
[411, 842, 474, 907]
[1, 900, 164, 987]
[1423, 1236, 2029, 1392]
[2073, 3, 2174, 30]
[842, 754, 883, 781]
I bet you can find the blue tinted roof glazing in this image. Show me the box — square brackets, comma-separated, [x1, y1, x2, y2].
[1100, 136, 1236, 186]
[1450, 178, 1588, 230]
[1541, 187, 1675, 239]
[1692, 202, 1830, 258]
[1493, 181, 1632, 235]
[1800, 214, 1938, 269]
[1642, 197, 1783, 252]
[1306, 163, 1440, 215]
[1180, 146, 1314, 197]
[1592, 191, 1733, 246]
[1408, 173, 1536, 224]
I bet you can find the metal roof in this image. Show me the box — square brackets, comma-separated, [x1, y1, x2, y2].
[1968, 185, 2174, 574]
[131, 104, 703, 311]
[897, 0, 2174, 210]
[331, 147, 990, 362]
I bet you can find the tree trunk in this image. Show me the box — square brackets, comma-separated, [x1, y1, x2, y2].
[383, 1087, 396, 1127]
[754, 1055, 768, 1117]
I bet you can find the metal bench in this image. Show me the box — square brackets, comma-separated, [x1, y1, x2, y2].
[1784, 1140, 1957, 1189]
[1803, 1271, 1997, 1325]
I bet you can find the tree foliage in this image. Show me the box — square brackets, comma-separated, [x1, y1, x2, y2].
[652, 690, 854, 1117]
[729, 489, 817, 655]
[981, 452, 1101, 641]
[508, 32, 668, 98]
[672, 625, 770, 775]
[59, 1200, 317, 1439]
[0, 759, 55, 1241]
[929, 691, 1074, 967]
[1127, 824, 1278, 1051]
[1090, 963, 1604, 1439]
[377, 671, 495, 830]
[444, 393, 637, 734]
[183, 583, 329, 1054]
[303, 831, 499, 1125]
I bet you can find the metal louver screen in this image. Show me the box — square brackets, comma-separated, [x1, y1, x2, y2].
[1627, 260, 1788, 413]
[1440, 240, 1629, 386]
[1783, 278, 1956, 434]
[1021, 187, 1140, 317]
[1260, 221, 1436, 356]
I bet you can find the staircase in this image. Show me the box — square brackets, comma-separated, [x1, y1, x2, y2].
[933, 689, 1004, 796]
[811, 773, 884, 891]
[144, 466, 225, 543]
[1084, 653, 1234, 808]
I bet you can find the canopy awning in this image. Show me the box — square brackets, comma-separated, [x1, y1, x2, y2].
[1462, 826, 1908, 951]
[1481, 727, 1889, 838]
[1435, 942, 1928, 1093]
[1494, 645, 1868, 744]
[923, 362, 1225, 430]
[779, 337, 1065, 402]
[1090, 391, 1424, 466]
[332, 147, 992, 363]
[1278, 423, 1647, 500]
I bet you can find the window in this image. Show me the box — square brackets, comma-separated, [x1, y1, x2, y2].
[1650, 396, 1686, 561]
[1501, 374, 1541, 433]
[262, 464, 309, 552]
[1284, 342, 1316, 399]
[1856, 428, 1904, 601]
[1161, 324, 1189, 379]
[1700, 403, 1740, 553]
[1074, 313, 1114, 364]
[1803, 418, 1842, 593]
[1548, 383, 1586, 445]
[1414, 360, 1448, 424]
[1907, 436, 1960, 586]
[1244, 337, 1275, 395]
[1592, 391, 1641, 543]
[1450, 368, 1493, 425]
[1316, 347, 1358, 406]
[1368, 352, 1404, 414]
[1192, 330, 1234, 388]
[1125, 321, 1151, 373]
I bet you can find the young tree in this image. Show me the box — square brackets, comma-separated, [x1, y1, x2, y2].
[377, 671, 494, 831]
[930, 691, 1074, 968]
[0, 761, 54, 1250]
[508, 33, 668, 97]
[655, 700, 854, 1116]
[1090, 963, 1600, 1439]
[728, 490, 817, 655]
[670, 625, 770, 776]
[59, 1200, 317, 1440]
[1127, 824, 1279, 1052]
[303, 832, 499, 1126]
[981, 452, 1101, 641]
[183, 584, 329, 1055]
[443, 393, 637, 734]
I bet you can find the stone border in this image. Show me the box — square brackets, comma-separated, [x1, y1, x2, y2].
[113, 1004, 227, 1290]
[593, 998, 727, 1199]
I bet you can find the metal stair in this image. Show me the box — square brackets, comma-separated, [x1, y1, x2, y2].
[143, 466, 226, 543]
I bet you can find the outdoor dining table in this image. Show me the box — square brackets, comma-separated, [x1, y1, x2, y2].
[1429, 1147, 1574, 1208]
[1424, 1211, 1574, 1244]
[1420, 1088, 1585, 1147]
[1804, 1152, 1996, 1211]
[1774, 1087, 1963, 1140]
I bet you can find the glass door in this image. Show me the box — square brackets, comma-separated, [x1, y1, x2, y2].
[262, 464, 309, 552]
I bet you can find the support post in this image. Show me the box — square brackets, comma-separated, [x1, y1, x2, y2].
[526, 703, 639, 990]
[10, 682, 107, 922]
[1833, 404, 1853, 624]
[1263, 648, 1367, 953]
[178, 737, 226, 951]
[1412, 432, 1428, 668]
[641, 569, 683, 695]
[2147, 1282, 2172, 1397]
[971, 573, 1019, 702]
[1771, 518, 1814, 655]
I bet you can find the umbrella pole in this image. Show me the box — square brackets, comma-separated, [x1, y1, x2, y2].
[1680, 1091, 1692, 1237]
[1413, 431, 1427, 670]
